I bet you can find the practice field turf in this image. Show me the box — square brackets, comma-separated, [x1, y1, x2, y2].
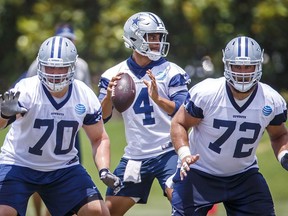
[1, 118, 288, 215]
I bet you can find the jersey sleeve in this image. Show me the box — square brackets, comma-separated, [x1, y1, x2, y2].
[184, 78, 221, 119]
[262, 83, 287, 125]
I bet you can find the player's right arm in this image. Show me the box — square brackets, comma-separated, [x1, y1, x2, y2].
[0, 91, 27, 129]
[170, 105, 200, 179]
[98, 73, 123, 121]
[83, 117, 122, 191]
[83, 119, 111, 170]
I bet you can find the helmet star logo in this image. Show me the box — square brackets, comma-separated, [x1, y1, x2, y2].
[132, 17, 142, 25]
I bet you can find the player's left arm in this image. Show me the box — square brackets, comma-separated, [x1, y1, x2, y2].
[266, 123, 288, 171]
[98, 74, 123, 122]
[83, 119, 122, 190]
[83, 119, 110, 170]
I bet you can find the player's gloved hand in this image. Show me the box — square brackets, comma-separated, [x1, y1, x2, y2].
[177, 146, 200, 180]
[99, 168, 122, 194]
[280, 151, 288, 171]
[0, 91, 27, 119]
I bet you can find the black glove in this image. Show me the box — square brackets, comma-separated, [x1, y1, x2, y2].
[0, 91, 27, 119]
[280, 152, 288, 171]
[99, 168, 122, 194]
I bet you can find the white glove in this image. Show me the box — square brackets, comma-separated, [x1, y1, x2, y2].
[0, 91, 27, 119]
[99, 168, 122, 194]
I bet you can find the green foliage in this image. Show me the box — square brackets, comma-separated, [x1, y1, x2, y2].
[1, 1, 288, 93]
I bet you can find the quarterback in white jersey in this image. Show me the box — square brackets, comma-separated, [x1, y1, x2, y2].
[171, 36, 288, 216]
[99, 60, 188, 159]
[98, 12, 190, 215]
[0, 36, 120, 216]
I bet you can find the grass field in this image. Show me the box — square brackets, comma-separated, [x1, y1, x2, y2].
[1, 118, 288, 215]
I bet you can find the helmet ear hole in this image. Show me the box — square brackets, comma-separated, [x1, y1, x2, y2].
[130, 37, 137, 42]
[123, 36, 134, 49]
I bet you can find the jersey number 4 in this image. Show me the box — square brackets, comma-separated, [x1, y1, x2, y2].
[133, 88, 155, 125]
[28, 119, 79, 155]
[208, 119, 261, 158]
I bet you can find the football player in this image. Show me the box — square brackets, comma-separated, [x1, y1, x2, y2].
[98, 12, 190, 215]
[170, 36, 288, 215]
[24, 22, 93, 216]
[0, 36, 120, 216]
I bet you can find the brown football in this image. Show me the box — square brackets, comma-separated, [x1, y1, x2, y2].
[111, 73, 136, 113]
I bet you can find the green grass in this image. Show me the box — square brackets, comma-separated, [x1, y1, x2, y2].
[1, 118, 288, 215]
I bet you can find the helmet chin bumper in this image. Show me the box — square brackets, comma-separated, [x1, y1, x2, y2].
[147, 53, 161, 61]
[224, 69, 262, 93]
[134, 41, 170, 61]
[135, 49, 161, 61]
[38, 69, 75, 92]
[230, 80, 256, 93]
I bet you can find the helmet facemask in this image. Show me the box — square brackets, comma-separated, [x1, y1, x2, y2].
[223, 36, 264, 93]
[37, 36, 78, 92]
[141, 33, 170, 61]
[38, 62, 76, 92]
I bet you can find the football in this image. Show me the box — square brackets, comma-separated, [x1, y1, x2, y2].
[111, 73, 136, 113]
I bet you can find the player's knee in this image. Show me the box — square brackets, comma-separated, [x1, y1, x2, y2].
[77, 200, 110, 216]
[105, 196, 136, 216]
[105, 199, 113, 211]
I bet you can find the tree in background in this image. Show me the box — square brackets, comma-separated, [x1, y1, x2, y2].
[0, 0, 288, 95]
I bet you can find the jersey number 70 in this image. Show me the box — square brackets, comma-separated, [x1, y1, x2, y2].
[28, 119, 79, 155]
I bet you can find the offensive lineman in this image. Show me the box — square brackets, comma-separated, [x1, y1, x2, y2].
[0, 36, 120, 216]
[171, 36, 288, 215]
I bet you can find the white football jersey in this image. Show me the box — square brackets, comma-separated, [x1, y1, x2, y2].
[99, 59, 189, 159]
[0, 76, 102, 171]
[185, 77, 287, 176]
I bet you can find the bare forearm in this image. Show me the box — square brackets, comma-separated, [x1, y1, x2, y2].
[93, 137, 111, 171]
[101, 96, 113, 120]
[271, 133, 288, 159]
[171, 121, 190, 151]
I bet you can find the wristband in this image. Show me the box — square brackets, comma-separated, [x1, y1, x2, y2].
[278, 150, 288, 162]
[99, 168, 109, 177]
[177, 146, 191, 161]
[0, 112, 11, 119]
